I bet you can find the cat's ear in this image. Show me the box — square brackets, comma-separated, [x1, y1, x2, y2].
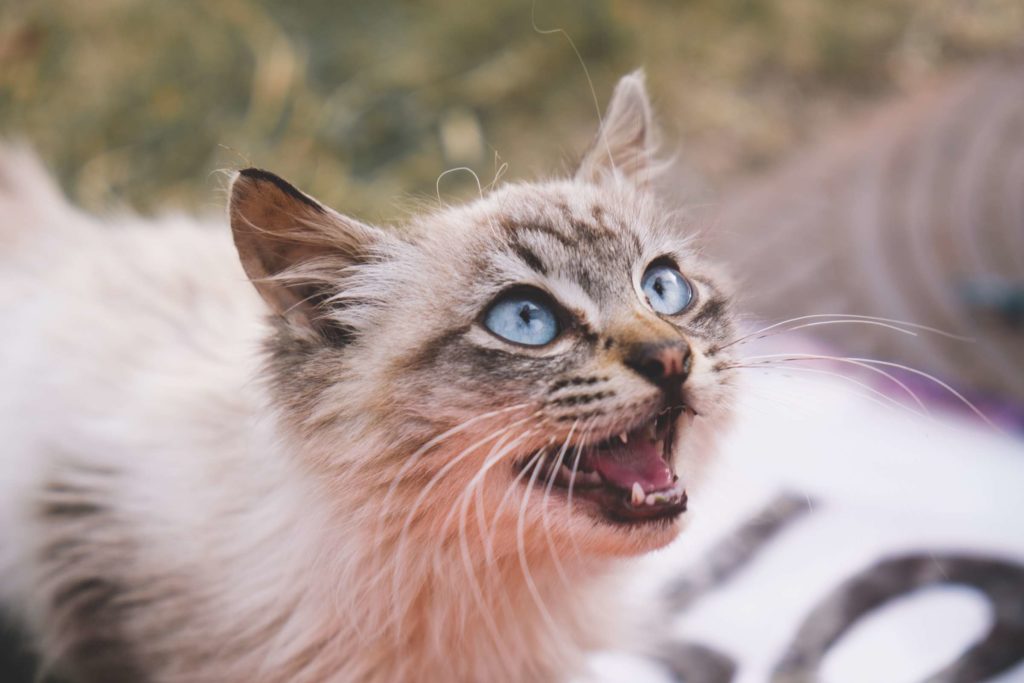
[575, 70, 660, 186]
[229, 168, 385, 338]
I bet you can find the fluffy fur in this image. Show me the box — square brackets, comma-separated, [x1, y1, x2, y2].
[0, 72, 737, 682]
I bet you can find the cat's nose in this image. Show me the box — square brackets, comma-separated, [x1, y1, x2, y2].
[625, 340, 692, 387]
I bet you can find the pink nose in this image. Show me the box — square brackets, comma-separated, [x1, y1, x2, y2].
[625, 340, 692, 386]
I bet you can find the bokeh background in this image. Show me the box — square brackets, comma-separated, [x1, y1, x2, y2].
[2, 0, 1022, 218]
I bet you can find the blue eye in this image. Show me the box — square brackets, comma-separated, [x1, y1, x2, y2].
[641, 263, 693, 315]
[484, 293, 559, 346]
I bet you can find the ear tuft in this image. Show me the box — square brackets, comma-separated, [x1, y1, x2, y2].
[229, 168, 383, 341]
[575, 69, 660, 187]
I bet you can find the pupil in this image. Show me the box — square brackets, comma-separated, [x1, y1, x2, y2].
[654, 279, 665, 297]
[518, 304, 532, 324]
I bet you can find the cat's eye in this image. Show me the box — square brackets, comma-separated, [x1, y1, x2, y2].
[641, 262, 693, 315]
[483, 291, 560, 346]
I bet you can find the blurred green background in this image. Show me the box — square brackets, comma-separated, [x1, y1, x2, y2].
[1, 0, 1021, 221]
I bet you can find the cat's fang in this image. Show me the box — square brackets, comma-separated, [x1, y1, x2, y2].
[631, 482, 645, 506]
[518, 410, 689, 522]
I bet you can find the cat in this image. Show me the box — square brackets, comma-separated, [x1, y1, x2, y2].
[0, 71, 738, 682]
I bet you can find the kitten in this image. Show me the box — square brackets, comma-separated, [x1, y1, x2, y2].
[0, 71, 737, 682]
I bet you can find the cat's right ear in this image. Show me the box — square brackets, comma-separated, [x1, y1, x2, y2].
[229, 168, 385, 338]
[575, 70, 661, 187]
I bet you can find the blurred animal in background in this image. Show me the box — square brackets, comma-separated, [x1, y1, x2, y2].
[703, 60, 1024, 415]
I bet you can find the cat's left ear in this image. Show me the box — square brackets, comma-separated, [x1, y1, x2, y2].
[575, 69, 660, 187]
[229, 168, 388, 339]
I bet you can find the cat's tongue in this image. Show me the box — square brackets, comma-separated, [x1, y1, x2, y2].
[588, 439, 674, 493]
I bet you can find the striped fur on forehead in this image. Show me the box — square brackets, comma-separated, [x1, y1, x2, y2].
[466, 180, 703, 300]
[256, 172, 737, 442]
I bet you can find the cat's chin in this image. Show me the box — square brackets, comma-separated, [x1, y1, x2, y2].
[514, 407, 696, 535]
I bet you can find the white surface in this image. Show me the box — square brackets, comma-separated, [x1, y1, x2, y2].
[589, 368, 1024, 681]
[821, 585, 991, 683]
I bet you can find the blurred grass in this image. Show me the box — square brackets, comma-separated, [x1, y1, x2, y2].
[0, 0, 1021, 221]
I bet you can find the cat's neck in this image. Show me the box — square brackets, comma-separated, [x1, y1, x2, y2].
[305, 523, 621, 681]
[190, 403, 619, 682]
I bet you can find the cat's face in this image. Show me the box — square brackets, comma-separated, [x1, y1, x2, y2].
[229, 72, 737, 559]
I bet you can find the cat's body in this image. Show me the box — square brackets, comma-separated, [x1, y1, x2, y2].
[0, 73, 737, 682]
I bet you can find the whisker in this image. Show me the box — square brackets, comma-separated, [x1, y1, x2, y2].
[386, 411, 538, 643]
[565, 418, 599, 562]
[722, 313, 974, 350]
[733, 363, 929, 419]
[463, 431, 550, 667]
[769, 319, 919, 338]
[516, 449, 566, 648]
[449, 428, 535, 675]
[734, 354, 929, 414]
[372, 403, 529, 556]
[733, 353, 1000, 431]
[540, 419, 580, 591]
[435, 166, 484, 205]
[448, 428, 538, 560]
[485, 446, 547, 559]
[530, 0, 608, 173]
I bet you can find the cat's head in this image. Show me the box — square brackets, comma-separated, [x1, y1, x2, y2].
[229, 71, 737, 559]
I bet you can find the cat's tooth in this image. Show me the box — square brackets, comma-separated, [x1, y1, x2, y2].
[630, 482, 644, 506]
[644, 493, 655, 506]
[619, 432, 629, 445]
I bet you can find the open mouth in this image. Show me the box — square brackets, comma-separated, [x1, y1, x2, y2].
[521, 406, 692, 524]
